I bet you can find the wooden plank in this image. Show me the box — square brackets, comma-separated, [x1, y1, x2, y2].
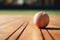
[6, 20, 30, 40]
[0, 15, 22, 26]
[41, 29, 53, 40]
[46, 15, 60, 40]
[41, 27, 60, 40]
[48, 30, 60, 40]
[0, 16, 28, 40]
[19, 19, 43, 40]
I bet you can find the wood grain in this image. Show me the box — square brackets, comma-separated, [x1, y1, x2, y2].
[0, 15, 60, 40]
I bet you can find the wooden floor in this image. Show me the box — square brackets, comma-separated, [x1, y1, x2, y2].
[0, 15, 60, 40]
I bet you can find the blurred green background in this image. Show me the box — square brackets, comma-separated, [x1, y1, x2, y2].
[0, 0, 60, 15]
[0, 10, 60, 15]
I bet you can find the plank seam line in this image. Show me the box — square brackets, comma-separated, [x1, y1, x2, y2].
[5, 21, 26, 40]
[46, 30, 55, 40]
[16, 21, 29, 40]
[40, 29, 45, 40]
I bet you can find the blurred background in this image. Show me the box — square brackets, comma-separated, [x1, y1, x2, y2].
[0, 0, 60, 9]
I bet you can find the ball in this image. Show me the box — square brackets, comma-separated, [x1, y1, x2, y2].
[33, 11, 49, 28]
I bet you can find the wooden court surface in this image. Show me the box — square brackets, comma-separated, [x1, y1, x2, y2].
[0, 15, 60, 40]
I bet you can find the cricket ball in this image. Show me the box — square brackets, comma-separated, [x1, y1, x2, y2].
[33, 11, 49, 28]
